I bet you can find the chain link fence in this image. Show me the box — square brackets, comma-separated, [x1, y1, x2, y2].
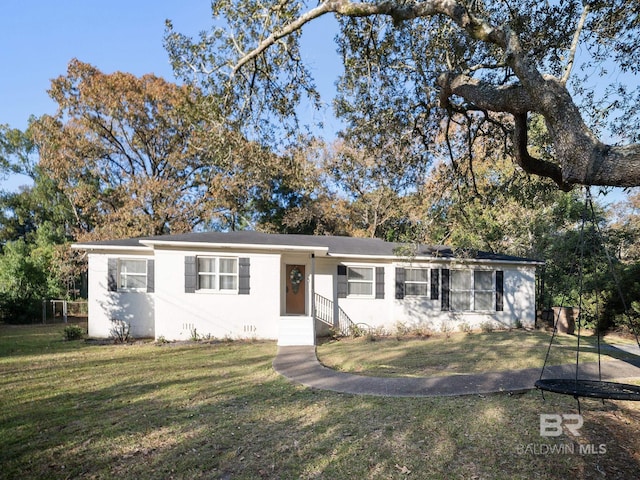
[43, 300, 88, 324]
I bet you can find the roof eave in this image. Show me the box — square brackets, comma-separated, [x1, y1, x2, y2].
[72, 239, 544, 265]
[139, 239, 330, 255]
[71, 243, 153, 253]
[328, 253, 543, 265]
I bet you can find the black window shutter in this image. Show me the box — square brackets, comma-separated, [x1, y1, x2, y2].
[146, 259, 155, 293]
[185, 256, 197, 293]
[375, 267, 385, 299]
[108, 258, 118, 292]
[431, 268, 439, 300]
[441, 268, 450, 311]
[495, 270, 504, 311]
[395, 267, 405, 299]
[337, 265, 347, 298]
[239, 257, 250, 295]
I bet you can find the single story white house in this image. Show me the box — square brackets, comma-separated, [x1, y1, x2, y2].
[73, 231, 542, 345]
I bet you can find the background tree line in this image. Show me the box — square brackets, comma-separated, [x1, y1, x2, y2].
[1, 60, 638, 326]
[2, 0, 640, 329]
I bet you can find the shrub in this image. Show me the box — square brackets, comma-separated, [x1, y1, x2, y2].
[350, 323, 372, 338]
[394, 321, 433, 338]
[440, 321, 453, 338]
[110, 320, 131, 343]
[479, 321, 495, 333]
[360, 326, 388, 342]
[372, 326, 389, 336]
[190, 328, 200, 342]
[459, 322, 473, 334]
[350, 324, 364, 338]
[363, 332, 377, 342]
[328, 327, 342, 340]
[63, 324, 84, 340]
[0, 233, 68, 324]
[0, 297, 45, 324]
[394, 321, 411, 337]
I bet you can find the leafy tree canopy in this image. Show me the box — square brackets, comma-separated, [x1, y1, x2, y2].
[165, 0, 640, 190]
[27, 59, 329, 238]
[30, 59, 222, 239]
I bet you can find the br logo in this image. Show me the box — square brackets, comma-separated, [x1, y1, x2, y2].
[539, 414, 583, 437]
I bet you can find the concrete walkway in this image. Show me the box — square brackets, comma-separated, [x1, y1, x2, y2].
[273, 346, 640, 397]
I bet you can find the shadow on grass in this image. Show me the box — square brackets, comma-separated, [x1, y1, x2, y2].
[2, 326, 640, 479]
[319, 330, 640, 378]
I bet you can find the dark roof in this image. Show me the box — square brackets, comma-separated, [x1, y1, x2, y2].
[76, 231, 541, 263]
[80, 237, 149, 248]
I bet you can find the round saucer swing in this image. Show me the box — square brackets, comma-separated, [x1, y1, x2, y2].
[535, 378, 640, 401]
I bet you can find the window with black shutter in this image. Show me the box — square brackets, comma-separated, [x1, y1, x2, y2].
[495, 270, 504, 311]
[184, 256, 247, 293]
[441, 268, 450, 311]
[395, 267, 405, 300]
[108, 258, 153, 293]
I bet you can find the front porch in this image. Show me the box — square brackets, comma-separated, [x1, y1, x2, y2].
[278, 252, 356, 346]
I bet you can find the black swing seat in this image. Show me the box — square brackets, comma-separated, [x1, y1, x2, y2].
[535, 378, 640, 401]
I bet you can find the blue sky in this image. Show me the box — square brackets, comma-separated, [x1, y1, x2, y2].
[1, 1, 209, 130]
[0, 0, 341, 190]
[0, 2, 635, 202]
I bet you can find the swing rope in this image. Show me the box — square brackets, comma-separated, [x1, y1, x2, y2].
[587, 193, 640, 351]
[538, 188, 590, 384]
[535, 187, 640, 402]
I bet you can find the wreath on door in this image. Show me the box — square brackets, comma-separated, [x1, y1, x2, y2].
[290, 267, 303, 294]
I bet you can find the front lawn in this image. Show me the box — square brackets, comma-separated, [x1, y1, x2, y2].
[1, 324, 640, 479]
[316, 330, 640, 377]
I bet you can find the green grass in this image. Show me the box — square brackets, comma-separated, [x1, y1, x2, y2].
[2, 324, 640, 479]
[316, 330, 640, 377]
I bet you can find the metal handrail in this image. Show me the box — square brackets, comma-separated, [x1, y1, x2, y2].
[313, 293, 355, 336]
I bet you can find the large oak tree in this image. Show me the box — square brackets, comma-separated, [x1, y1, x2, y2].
[31, 59, 295, 239]
[31, 60, 217, 239]
[165, 0, 640, 190]
[31, 60, 332, 239]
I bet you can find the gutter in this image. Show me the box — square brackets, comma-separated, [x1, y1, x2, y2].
[138, 239, 330, 256]
[71, 244, 152, 253]
[328, 253, 544, 266]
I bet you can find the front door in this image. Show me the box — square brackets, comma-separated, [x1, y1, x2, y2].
[285, 265, 306, 315]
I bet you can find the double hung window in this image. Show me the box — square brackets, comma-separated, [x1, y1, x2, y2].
[473, 271, 494, 311]
[450, 270, 495, 311]
[197, 257, 238, 291]
[118, 259, 148, 291]
[404, 268, 429, 297]
[347, 266, 374, 297]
